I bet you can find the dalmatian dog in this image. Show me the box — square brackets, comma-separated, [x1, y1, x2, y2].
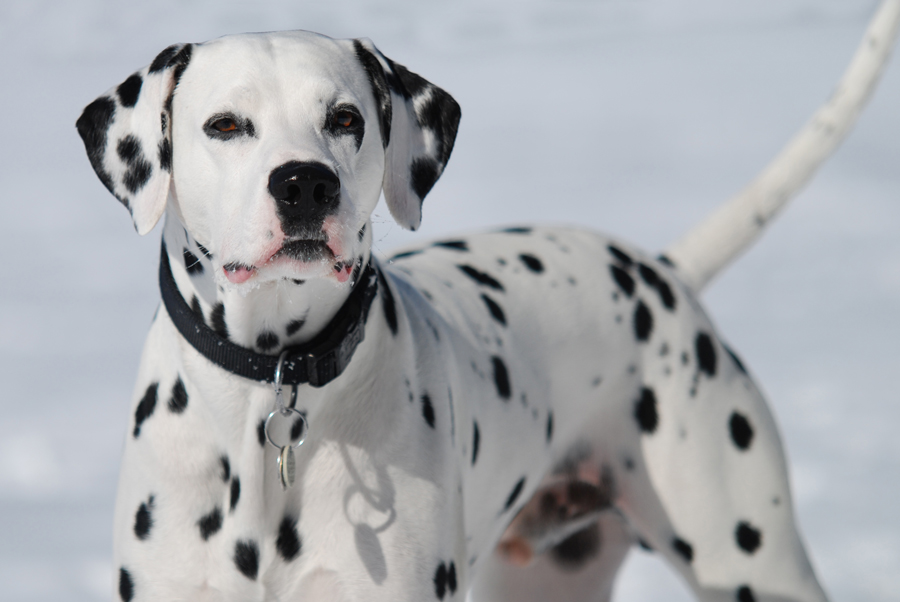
[75, 7, 898, 602]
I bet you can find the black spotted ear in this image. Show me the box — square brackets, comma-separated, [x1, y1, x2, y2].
[352, 39, 461, 231]
[76, 44, 193, 235]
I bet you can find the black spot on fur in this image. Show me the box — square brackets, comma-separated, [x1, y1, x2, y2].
[276, 516, 302, 561]
[447, 561, 457, 593]
[736, 585, 757, 602]
[134, 496, 154, 540]
[519, 254, 544, 273]
[633, 300, 653, 341]
[211, 303, 228, 339]
[458, 265, 504, 291]
[410, 157, 440, 200]
[434, 562, 448, 599]
[190, 295, 203, 318]
[481, 294, 506, 326]
[491, 356, 511, 399]
[234, 540, 259, 580]
[376, 268, 398, 335]
[353, 40, 392, 147]
[638, 537, 653, 551]
[434, 240, 468, 251]
[735, 522, 762, 554]
[76, 97, 118, 201]
[546, 411, 554, 443]
[672, 537, 693, 563]
[169, 44, 193, 91]
[117, 73, 143, 108]
[634, 387, 658, 433]
[149, 44, 181, 73]
[168, 377, 188, 413]
[116, 135, 152, 194]
[503, 477, 526, 512]
[607, 244, 633, 266]
[220, 456, 230, 482]
[158, 138, 172, 172]
[257, 419, 266, 447]
[609, 265, 635, 297]
[472, 421, 480, 465]
[256, 331, 279, 352]
[284, 318, 306, 337]
[638, 263, 676, 310]
[392, 66, 459, 169]
[230, 477, 241, 512]
[657, 254, 675, 267]
[503, 227, 532, 234]
[183, 248, 203, 275]
[638, 263, 659, 285]
[357, 223, 367, 242]
[729, 412, 754, 450]
[133, 382, 158, 438]
[551, 523, 601, 570]
[198, 506, 223, 541]
[421, 393, 436, 428]
[724, 344, 747, 374]
[695, 333, 717, 376]
[118, 567, 134, 601]
[390, 249, 422, 260]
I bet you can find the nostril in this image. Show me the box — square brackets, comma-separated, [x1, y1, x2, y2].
[286, 184, 301, 202]
[313, 183, 328, 204]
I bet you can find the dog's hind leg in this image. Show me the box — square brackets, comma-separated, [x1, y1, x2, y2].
[607, 338, 831, 602]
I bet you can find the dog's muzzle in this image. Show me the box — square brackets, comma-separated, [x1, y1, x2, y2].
[269, 161, 341, 230]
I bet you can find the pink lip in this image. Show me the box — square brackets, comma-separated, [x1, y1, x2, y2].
[333, 262, 353, 283]
[223, 265, 256, 284]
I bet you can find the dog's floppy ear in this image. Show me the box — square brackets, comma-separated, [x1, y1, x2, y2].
[353, 39, 461, 231]
[76, 44, 193, 235]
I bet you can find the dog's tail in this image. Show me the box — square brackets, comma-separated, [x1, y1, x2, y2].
[663, 0, 900, 293]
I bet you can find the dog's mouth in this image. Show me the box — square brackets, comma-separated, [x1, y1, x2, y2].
[222, 235, 354, 284]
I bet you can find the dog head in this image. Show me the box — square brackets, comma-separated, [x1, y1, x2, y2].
[76, 31, 460, 285]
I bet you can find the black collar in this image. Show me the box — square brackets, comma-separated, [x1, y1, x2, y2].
[159, 243, 378, 387]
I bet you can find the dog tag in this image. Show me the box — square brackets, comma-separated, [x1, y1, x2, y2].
[278, 445, 296, 490]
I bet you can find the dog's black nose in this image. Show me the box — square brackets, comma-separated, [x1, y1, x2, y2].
[268, 161, 340, 221]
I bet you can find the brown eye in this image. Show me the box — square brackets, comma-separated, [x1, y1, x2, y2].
[334, 111, 354, 128]
[213, 118, 237, 132]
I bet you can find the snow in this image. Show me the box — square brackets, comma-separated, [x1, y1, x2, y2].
[0, 0, 897, 599]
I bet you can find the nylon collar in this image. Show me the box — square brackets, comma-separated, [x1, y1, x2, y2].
[158, 243, 378, 387]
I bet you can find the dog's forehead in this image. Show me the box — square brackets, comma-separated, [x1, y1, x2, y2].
[183, 32, 367, 105]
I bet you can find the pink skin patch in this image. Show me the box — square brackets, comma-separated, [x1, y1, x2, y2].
[223, 265, 256, 284]
[333, 262, 353, 283]
[322, 216, 346, 261]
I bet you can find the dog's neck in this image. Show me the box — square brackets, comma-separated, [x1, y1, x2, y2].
[161, 214, 369, 353]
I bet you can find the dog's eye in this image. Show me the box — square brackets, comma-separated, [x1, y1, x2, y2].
[333, 111, 355, 128]
[204, 114, 256, 140]
[212, 118, 237, 132]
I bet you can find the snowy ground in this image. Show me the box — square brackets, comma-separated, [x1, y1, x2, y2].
[0, 0, 897, 600]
